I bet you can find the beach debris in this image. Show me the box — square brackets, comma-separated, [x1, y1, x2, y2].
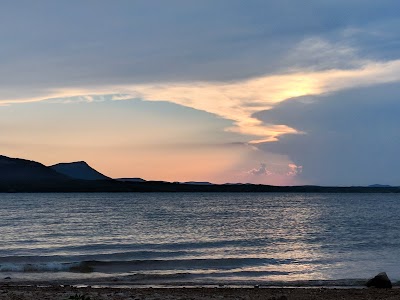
[254, 284, 260, 288]
[268, 296, 287, 300]
[67, 294, 91, 300]
[366, 272, 392, 288]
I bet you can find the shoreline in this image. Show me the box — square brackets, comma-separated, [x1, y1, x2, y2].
[0, 277, 379, 289]
[1, 285, 399, 300]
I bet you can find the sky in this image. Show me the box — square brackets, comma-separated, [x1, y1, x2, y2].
[2, 0, 400, 186]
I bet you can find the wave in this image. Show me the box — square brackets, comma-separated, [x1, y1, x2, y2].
[0, 259, 385, 287]
[0, 262, 83, 272]
[116, 276, 371, 287]
[0, 249, 202, 263]
[0, 237, 274, 256]
[0, 257, 292, 273]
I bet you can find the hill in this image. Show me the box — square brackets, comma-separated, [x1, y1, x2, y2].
[1, 154, 400, 193]
[50, 161, 110, 181]
[116, 178, 146, 182]
[0, 155, 68, 183]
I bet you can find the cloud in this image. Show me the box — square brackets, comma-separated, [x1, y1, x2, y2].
[283, 37, 365, 71]
[3, 53, 400, 145]
[1, 2, 400, 146]
[45, 94, 132, 104]
[248, 163, 272, 176]
[246, 160, 303, 177]
[1, 1, 400, 95]
[256, 82, 400, 185]
[287, 164, 303, 177]
[125, 56, 400, 143]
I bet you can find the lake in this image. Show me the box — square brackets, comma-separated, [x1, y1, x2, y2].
[1, 193, 399, 286]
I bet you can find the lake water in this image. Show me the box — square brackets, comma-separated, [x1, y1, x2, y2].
[1, 193, 399, 286]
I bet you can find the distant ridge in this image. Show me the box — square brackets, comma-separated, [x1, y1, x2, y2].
[2, 154, 400, 193]
[50, 161, 110, 181]
[368, 184, 392, 188]
[183, 181, 214, 185]
[117, 178, 146, 182]
[0, 155, 68, 183]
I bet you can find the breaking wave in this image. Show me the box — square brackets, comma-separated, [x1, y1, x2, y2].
[0, 257, 292, 273]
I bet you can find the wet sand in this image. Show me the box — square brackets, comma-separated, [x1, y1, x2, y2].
[1, 285, 399, 300]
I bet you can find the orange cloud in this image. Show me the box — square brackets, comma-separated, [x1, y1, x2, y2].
[2, 59, 400, 145]
[127, 59, 400, 143]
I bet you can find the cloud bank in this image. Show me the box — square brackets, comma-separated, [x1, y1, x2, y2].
[257, 82, 400, 185]
[3, 53, 400, 146]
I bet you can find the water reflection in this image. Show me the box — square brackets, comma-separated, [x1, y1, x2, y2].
[1, 193, 400, 283]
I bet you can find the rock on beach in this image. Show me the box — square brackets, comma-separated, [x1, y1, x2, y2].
[366, 272, 392, 288]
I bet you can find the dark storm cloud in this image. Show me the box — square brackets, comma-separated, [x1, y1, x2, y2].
[1, 0, 400, 99]
[255, 82, 400, 186]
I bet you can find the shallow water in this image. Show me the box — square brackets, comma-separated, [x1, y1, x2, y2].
[1, 193, 399, 285]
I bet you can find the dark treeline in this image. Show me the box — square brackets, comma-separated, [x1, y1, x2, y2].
[1, 180, 400, 193]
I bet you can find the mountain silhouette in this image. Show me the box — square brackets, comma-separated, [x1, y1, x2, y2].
[0, 155, 132, 192]
[1, 154, 400, 193]
[0, 155, 68, 183]
[50, 161, 110, 181]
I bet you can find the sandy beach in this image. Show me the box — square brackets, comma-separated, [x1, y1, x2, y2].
[1, 285, 399, 300]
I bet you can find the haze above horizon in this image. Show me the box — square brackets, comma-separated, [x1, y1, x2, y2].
[2, 1, 400, 186]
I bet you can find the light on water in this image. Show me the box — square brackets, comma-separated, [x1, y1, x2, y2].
[1, 193, 400, 286]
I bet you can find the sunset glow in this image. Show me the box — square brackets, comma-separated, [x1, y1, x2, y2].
[2, 1, 400, 185]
